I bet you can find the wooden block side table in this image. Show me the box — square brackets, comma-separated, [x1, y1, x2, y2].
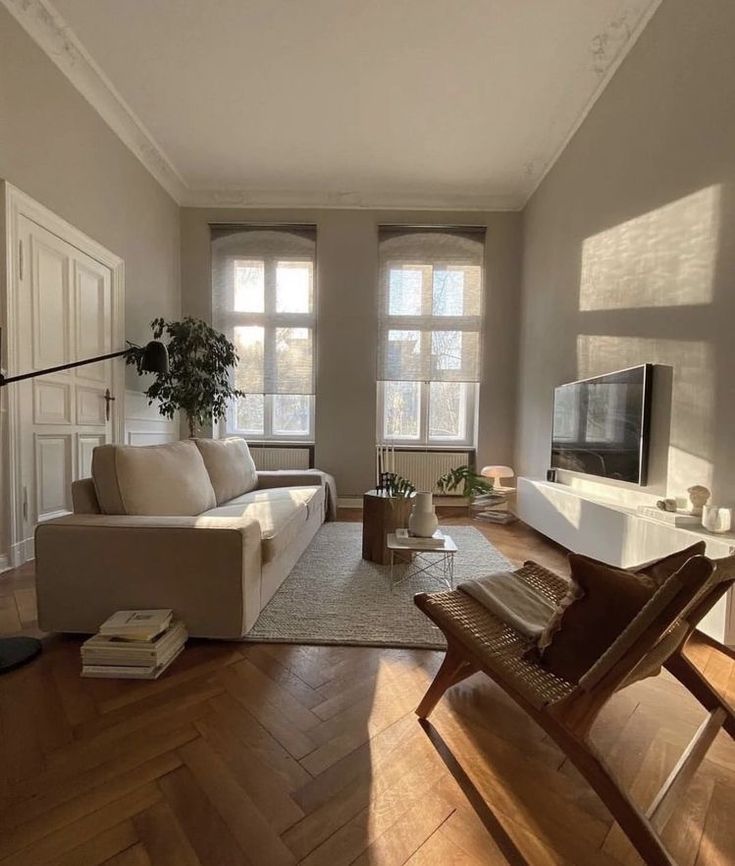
[362, 490, 413, 565]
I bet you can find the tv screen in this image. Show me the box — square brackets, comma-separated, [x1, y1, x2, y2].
[551, 364, 653, 485]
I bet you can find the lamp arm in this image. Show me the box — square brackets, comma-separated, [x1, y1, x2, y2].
[0, 325, 167, 384]
[0, 348, 131, 387]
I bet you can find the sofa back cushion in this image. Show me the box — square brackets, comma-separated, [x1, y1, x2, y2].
[92, 440, 217, 516]
[194, 437, 258, 505]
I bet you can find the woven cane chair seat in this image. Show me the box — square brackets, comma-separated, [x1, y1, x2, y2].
[418, 561, 576, 709]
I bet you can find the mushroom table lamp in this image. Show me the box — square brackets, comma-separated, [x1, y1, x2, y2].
[480, 465, 515, 490]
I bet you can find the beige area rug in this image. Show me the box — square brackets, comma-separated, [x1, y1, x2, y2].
[244, 522, 512, 649]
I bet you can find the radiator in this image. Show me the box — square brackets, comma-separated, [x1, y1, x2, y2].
[250, 446, 311, 471]
[392, 451, 471, 495]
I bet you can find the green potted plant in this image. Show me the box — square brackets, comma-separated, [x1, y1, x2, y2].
[436, 465, 495, 514]
[127, 317, 244, 437]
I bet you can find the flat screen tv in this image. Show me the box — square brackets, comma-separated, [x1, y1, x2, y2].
[551, 364, 653, 485]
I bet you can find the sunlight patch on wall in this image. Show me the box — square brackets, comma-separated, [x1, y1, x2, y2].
[577, 335, 714, 500]
[579, 186, 720, 311]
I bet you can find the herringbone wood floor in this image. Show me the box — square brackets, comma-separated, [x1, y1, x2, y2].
[1, 513, 734, 866]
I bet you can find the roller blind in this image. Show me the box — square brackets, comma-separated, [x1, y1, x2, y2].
[377, 227, 485, 383]
[211, 226, 316, 396]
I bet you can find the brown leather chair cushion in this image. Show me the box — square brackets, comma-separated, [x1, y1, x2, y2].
[539, 541, 705, 683]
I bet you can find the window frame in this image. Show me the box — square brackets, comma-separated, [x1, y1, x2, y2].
[219, 252, 316, 443]
[377, 248, 482, 449]
[377, 380, 478, 449]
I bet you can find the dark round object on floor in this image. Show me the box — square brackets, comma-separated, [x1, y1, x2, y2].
[0, 636, 42, 673]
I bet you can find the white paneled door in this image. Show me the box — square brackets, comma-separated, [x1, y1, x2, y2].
[15, 215, 117, 534]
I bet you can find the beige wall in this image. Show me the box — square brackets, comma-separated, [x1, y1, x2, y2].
[0, 5, 181, 355]
[181, 208, 522, 497]
[517, 0, 735, 506]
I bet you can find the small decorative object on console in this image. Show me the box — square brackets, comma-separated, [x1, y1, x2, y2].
[687, 485, 711, 516]
[409, 492, 439, 538]
[656, 498, 677, 512]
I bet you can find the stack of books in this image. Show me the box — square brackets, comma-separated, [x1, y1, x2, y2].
[395, 527, 445, 548]
[81, 609, 187, 679]
[472, 491, 516, 524]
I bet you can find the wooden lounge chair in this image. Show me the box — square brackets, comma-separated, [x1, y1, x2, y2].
[414, 555, 735, 866]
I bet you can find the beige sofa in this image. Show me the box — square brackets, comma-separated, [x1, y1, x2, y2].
[35, 438, 334, 638]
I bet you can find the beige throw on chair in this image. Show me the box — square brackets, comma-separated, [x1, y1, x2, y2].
[457, 571, 557, 638]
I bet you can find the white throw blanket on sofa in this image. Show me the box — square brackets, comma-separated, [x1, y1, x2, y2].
[458, 571, 557, 638]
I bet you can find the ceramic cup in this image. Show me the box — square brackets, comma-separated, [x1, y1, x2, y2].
[702, 505, 733, 533]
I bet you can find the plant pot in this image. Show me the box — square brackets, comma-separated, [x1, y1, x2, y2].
[408, 492, 439, 538]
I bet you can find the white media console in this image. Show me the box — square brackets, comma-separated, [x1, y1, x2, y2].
[516, 477, 735, 645]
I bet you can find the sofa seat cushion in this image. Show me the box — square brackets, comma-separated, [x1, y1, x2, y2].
[92, 440, 217, 516]
[225, 486, 324, 518]
[202, 486, 323, 563]
[194, 438, 258, 505]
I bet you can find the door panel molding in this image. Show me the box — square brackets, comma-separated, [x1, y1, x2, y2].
[34, 433, 73, 522]
[78, 433, 107, 480]
[33, 379, 73, 425]
[76, 384, 107, 426]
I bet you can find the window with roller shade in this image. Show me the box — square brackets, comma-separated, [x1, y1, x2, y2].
[211, 226, 316, 440]
[377, 227, 485, 447]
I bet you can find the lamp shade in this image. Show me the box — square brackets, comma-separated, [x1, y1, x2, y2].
[480, 465, 515, 481]
[140, 340, 169, 375]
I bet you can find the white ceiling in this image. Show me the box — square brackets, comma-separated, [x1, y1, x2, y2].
[14, 0, 661, 208]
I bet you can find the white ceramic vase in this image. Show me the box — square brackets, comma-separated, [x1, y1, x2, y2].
[408, 492, 439, 538]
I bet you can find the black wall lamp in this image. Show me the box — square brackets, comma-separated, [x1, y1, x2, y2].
[0, 328, 169, 387]
[0, 326, 168, 673]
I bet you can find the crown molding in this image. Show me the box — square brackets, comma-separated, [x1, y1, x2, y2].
[182, 187, 524, 212]
[4, 0, 660, 215]
[520, 0, 663, 208]
[1, 0, 187, 203]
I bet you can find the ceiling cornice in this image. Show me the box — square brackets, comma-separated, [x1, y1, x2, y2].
[4, 0, 660, 214]
[520, 0, 663, 208]
[182, 188, 525, 212]
[1, 0, 188, 203]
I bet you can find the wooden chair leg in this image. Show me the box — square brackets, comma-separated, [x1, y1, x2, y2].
[416, 641, 477, 719]
[665, 651, 735, 740]
[548, 725, 677, 866]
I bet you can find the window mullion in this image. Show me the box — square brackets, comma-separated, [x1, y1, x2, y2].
[420, 380, 430, 446]
[264, 394, 274, 439]
[264, 258, 277, 418]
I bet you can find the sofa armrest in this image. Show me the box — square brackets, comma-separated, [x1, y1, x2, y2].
[72, 478, 101, 514]
[256, 470, 323, 489]
[34, 514, 262, 638]
[256, 470, 337, 521]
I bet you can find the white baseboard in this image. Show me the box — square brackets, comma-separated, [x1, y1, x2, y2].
[9, 536, 34, 567]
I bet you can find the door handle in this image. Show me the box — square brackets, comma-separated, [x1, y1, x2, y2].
[104, 388, 116, 422]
